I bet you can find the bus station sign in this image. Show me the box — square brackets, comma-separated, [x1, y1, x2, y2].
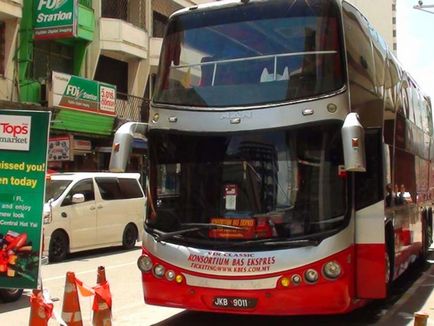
[48, 71, 117, 116]
[0, 110, 50, 289]
[33, 0, 78, 40]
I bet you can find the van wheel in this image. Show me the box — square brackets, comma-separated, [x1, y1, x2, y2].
[49, 230, 69, 262]
[0, 288, 23, 302]
[122, 224, 138, 250]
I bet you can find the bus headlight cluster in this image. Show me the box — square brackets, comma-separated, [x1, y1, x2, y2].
[137, 255, 183, 283]
[279, 261, 342, 287]
[323, 261, 342, 279]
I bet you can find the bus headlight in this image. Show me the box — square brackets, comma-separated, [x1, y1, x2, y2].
[291, 274, 302, 285]
[323, 261, 342, 279]
[165, 270, 176, 281]
[153, 264, 166, 278]
[137, 255, 153, 272]
[304, 269, 319, 283]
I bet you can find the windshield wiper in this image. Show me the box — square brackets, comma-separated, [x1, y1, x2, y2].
[151, 223, 245, 242]
[261, 238, 320, 247]
[228, 228, 341, 248]
[222, 237, 319, 248]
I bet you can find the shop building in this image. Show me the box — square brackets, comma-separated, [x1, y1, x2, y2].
[0, 0, 22, 102]
[3, 0, 204, 173]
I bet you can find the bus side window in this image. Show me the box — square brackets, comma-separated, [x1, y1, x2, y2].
[354, 129, 383, 210]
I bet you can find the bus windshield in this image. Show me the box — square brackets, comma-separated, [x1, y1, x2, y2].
[154, 0, 344, 108]
[147, 122, 348, 247]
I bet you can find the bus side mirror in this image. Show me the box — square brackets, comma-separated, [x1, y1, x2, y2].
[341, 113, 366, 172]
[109, 122, 148, 172]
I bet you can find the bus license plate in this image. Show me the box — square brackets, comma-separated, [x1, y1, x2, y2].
[213, 297, 257, 309]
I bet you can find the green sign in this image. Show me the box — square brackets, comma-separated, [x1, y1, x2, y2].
[33, 0, 78, 40]
[0, 110, 50, 289]
[50, 71, 117, 116]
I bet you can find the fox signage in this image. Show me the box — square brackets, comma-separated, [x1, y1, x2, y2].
[0, 110, 50, 290]
[33, 0, 78, 40]
[48, 71, 117, 116]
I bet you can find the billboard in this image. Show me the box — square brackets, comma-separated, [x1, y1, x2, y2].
[49, 71, 117, 116]
[0, 110, 50, 289]
[33, 0, 78, 40]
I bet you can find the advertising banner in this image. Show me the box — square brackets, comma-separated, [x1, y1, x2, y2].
[33, 0, 78, 40]
[48, 135, 73, 161]
[49, 71, 117, 116]
[0, 110, 50, 289]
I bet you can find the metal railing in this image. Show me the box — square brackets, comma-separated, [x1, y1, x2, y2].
[115, 92, 149, 122]
[101, 0, 146, 30]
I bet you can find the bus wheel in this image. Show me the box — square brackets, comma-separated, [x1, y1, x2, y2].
[122, 224, 138, 250]
[385, 225, 394, 295]
[49, 230, 69, 262]
[422, 211, 432, 261]
[385, 250, 392, 286]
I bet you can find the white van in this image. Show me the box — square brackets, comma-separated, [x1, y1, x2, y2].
[43, 172, 146, 262]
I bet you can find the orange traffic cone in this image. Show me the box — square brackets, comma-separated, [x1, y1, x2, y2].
[29, 289, 53, 326]
[92, 266, 112, 326]
[62, 272, 83, 326]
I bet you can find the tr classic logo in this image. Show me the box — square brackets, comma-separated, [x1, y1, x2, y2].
[0, 115, 31, 151]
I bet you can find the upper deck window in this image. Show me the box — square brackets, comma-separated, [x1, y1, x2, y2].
[154, 0, 345, 108]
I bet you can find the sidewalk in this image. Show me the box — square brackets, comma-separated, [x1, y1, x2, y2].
[379, 251, 434, 326]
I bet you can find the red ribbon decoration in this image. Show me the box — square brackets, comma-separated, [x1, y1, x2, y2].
[30, 291, 54, 322]
[92, 281, 112, 312]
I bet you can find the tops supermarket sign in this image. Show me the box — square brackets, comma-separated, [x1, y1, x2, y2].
[0, 115, 31, 151]
[33, 0, 78, 40]
[48, 71, 116, 116]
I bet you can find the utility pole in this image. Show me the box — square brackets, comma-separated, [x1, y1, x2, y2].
[414, 1, 434, 13]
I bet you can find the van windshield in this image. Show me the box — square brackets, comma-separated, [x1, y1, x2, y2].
[45, 180, 72, 202]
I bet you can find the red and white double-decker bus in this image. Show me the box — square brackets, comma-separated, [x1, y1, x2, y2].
[110, 0, 433, 315]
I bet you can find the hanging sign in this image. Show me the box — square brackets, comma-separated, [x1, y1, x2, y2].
[33, 0, 78, 40]
[0, 110, 50, 289]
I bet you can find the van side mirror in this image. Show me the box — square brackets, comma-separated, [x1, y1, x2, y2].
[72, 194, 85, 203]
[341, 113, 366, 172]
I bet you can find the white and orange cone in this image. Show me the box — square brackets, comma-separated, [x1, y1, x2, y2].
[92, 266, 112, 326]
[61, 272, 83, 326]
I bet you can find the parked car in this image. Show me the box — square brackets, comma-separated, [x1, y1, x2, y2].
[43, 172, 146, 262]
[0, 288, 23, 302]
